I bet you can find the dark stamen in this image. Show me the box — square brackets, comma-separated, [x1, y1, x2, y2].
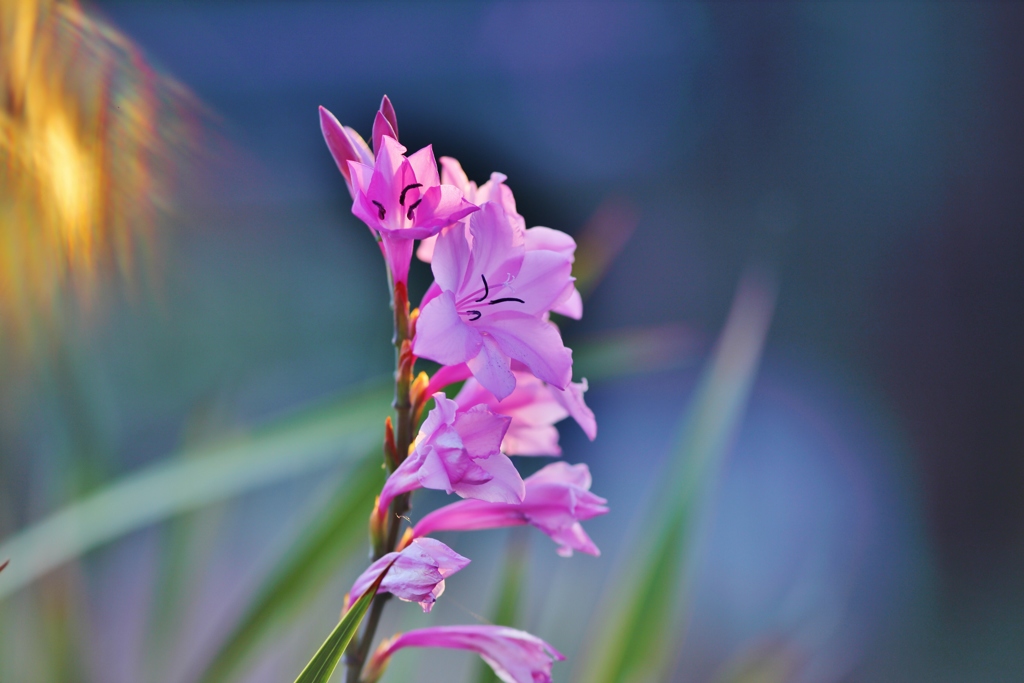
[489, 297, 526, 305]
[466, 310, 482, 321]
[406, 198, 422, 220]
[372, 200, 386, 220]
[399, 183, 423, 206]
[475, 274, 490, 302]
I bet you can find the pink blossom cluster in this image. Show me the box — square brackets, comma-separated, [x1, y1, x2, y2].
[321, 97, 607, 683]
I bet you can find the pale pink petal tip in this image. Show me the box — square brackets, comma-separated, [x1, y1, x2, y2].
[376, 625, 563, 683]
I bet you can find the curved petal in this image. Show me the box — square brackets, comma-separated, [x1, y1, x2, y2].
[505, 250, 574, 316]
[484, 314, 572, 390]
[504, 423, 561, 456]
[468, 202, 525, 291]
[439, 156, 472, 195]
[407, 145, 440, 187]
[319, 106, 359, 185]
[414, 292, 482, 366]
[372, 110, 398, 156]
[551, 287, 583, 319]
[524, 226, 576, 257]
[454, 452, 525, 503]
[409, 185, 478, 234]
[379, 94, 399, 141]
[452, 405, 510, 458]
[552, 379, 597, 440]
[467, 334, 515, 400]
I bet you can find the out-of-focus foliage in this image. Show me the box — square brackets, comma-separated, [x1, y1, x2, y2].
[0, 0, 199, 352]
[576, 273, 776, 683]
[198, 452, 382, 683]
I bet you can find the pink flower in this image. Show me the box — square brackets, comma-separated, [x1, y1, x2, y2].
[416, 157, 583, 320]
[318, 95, 401, 198]
[321, 97, 477, 284]
[378, 393, 524, 515]
[368, 625, 564, 683]
[416, 156, 523, 262]
[346, 538, 469, 613]
[348, 137, 477, 284]
[413, 201, 575, 400]
[454, 371, 596, 456]
[412, 462, 608, 557]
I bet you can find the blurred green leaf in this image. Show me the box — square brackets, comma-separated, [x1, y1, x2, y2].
[0, 380, 390, 602]
[292, 567, 385, 683]
[198, 451, 382, 683]
[575, 272, 776, 683]
[474, 529, 529, 683]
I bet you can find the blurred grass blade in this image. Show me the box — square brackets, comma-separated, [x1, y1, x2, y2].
[198, 452, 382, 683]
[572, 197, 640, 296]
[573, 323, 700, 382]
[0, 380, 390, 601]
[575, 270, 776, 683]
[293, 567, 387, 683]
[475, 529, 529, 683]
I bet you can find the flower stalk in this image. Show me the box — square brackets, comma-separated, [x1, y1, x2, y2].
[305, 96, 606, 683]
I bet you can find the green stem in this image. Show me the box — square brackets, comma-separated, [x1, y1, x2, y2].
[344, 279, 415, 683]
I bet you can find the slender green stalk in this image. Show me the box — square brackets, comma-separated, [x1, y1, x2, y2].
[344, 279, 416, 683]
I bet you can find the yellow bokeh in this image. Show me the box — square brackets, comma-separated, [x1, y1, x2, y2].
[0, 0, 199, 354]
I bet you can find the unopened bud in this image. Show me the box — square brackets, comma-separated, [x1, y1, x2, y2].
[383, 416, 397, 469]
[369, 496, 387, 557]
[409, 307, 420, 338]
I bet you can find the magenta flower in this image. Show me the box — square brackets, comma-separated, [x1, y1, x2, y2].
[378, 393, 523, 515]
[368, 625, 564, 683]
[454, 371, 596, 456]
[416, 156, 524, 262]
[413, 461, 608, 557]
[413, 201, 575, 400]
[346, 538, 469, 613]
[416, 157, 583, 319]
[347, 136, 477, 284]
[318, 95, 403, 198]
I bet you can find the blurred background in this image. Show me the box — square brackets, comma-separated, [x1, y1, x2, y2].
[1, 1, 1023, 681]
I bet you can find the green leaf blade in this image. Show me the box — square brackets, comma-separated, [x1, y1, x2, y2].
[293, 566, 387, 683]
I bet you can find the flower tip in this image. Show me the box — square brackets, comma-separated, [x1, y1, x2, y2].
[379, 94, 399, 139]
[373, 110, 398, 156]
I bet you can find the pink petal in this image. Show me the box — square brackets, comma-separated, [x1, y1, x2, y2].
[503, 423, 562, 456]
[414, 292, 482, 366]
[379, 94, 399, 141]
[372, 110, 398, 156]
[319, 106, 360, 186]
[527, 461, 592, 489]
[407, 145, 440, 187]
[467, 334, 516, 400]
[552, 379, 597, 440]
[413, 184, 478, 232]
[424, 362, 473, 397]
[552, 287, 583, 319]
[524, 226, 577, 257]
[484, 314, 573, 390]
[468, 202, 525, 289]
[504, 249, 574, 317]
[416, 235, 437, 263]
[453, 452, 525, 503]
[439, 156, 472, 195]
[431, 223, 473, 294]
[413, 499, 527, 537]
[381, 233, 415, 284]
[452, 405, 509, 458]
